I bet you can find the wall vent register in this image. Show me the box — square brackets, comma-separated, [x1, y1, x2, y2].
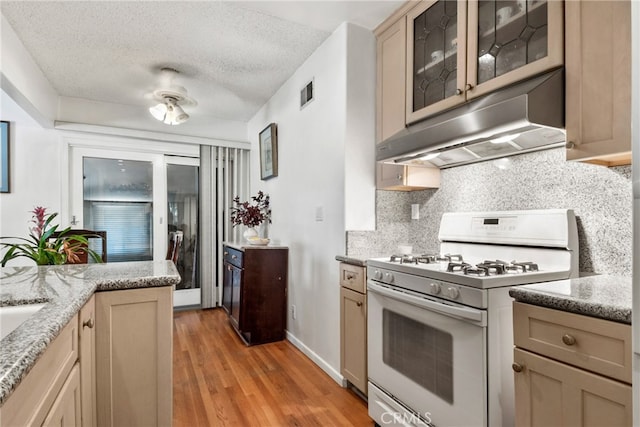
[300, 79, 314, 109]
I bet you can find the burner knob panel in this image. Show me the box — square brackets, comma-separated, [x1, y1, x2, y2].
[446, 286, 460, 299]
[373, 270, 383, 280]
[429, 283, 441, 294]
[384, 272, 394, 283]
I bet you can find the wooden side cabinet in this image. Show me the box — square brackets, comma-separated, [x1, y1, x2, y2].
[222, 244, 288, 345]
[339, 263, 367, 396]
[96, 286, 173, 427]
[565, 0, 631, 166]
[512, 302, 632, 426]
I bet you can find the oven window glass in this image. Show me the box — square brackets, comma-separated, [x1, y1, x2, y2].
[383, 309, 453, 403]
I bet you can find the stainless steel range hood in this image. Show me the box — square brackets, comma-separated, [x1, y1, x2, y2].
[377, 69, 566, 169]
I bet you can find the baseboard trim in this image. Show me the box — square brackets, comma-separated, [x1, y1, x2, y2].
[285, 330, 347, 387]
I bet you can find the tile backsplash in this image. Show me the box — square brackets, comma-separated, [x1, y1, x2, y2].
[347, 148, 632, 276]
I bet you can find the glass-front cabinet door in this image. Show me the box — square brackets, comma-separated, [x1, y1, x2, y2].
[466, 0, 563, 100]
[406, 0, 468, 124]
[404, 0, 563, 124]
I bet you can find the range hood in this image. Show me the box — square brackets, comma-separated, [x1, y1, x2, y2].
[377, 69, 566, 169]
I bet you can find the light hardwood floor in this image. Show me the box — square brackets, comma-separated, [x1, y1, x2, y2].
[173, 308, 373, 426]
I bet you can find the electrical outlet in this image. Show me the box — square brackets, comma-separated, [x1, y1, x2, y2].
[291, 304, 297, 320]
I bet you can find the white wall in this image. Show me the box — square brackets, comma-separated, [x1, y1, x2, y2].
[0, 90, 62, 263]
[247, 22, 375, 380]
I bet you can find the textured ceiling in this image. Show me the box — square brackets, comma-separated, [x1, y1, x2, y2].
[1, 1, 402, 125]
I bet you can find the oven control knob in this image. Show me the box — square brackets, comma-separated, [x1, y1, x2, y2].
[446, 286, 460, 299]
[373, 270, 382, 280]
[429, 283, 441, 294]
[384, 272, 394, 283]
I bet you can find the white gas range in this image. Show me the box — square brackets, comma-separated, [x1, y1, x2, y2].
[366, 209, 578, 427]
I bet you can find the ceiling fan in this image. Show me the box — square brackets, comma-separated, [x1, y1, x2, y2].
[148, 68, 197, 125]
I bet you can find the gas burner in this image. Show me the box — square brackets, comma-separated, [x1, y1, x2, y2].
[443, 254, 464, 262]
[510, 261, 539, 272]
[447, 262, 472, 272]
[390, 254, 418, 264]
[476, 261, 507, 275]
[416, 254, 439, 264]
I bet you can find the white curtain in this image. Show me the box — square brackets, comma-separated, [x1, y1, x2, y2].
[199, 146, 250, 309]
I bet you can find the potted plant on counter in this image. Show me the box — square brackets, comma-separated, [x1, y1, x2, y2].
[0, 206, 102, 266]
[230, 191, 271, 244]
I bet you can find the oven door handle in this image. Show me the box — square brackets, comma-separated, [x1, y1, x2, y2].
[367, 280, 487, 325]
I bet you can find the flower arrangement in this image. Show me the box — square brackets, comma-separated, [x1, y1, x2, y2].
[230, 191, 271, 228]
[0, 206, 102, 266]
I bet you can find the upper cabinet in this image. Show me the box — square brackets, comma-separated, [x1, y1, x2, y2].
[376, 0, 564, 130]
[406, 0, 468, 123]
[565, 0, 631, 166]
[376, 18, 408, 143]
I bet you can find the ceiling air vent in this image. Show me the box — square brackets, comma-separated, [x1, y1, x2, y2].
[300, 79, 314, 109]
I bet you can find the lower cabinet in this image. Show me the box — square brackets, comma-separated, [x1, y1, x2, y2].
[0, 314, 79, 426]
[79, 294, 96, 427]
[42, 363, 82, 427]
[95, 286, 173, 427]
[339, 263, 367, 396]
[512, 302, 632, 426]
[0, 287, 172, 427]
[513, 348, 632, 426]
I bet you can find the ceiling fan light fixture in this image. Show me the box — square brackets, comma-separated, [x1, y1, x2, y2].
[149, 102, 168, 121]
[147, 68, 196, 125]
[149, 97, 190, 125]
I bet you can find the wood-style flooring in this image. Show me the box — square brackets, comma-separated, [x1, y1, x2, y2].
[173, 308, 373, 426]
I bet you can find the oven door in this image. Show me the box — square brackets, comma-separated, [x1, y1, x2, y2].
[367, 280, 488, 427]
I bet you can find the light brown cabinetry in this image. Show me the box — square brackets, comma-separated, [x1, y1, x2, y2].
[565, 0, 631, 166]
[42, 364, 82, 427]
[512, 302, 632, 426]
[339, 263, 367, 395]
[79, 295, 96, 427]
[406, 0, 563, 124]
[96, 286, 173, 427]
[376, 0, 563, 128]
[376, 163, 440, 191]
[376, 17, 408, 142]
[0, 314, 79, 426]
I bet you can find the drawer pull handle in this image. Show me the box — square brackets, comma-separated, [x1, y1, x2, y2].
[562, 334, 576, 346]
[232, 255, 237, 260]
[356, 301, 363, 307]
[512, 363, 524, 373]
[346, 274, 355, 280]
[83, 318, 95, 329]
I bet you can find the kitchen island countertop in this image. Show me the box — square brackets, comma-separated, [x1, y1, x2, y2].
[0, 261, 180, 406]
[509, 274, 632, 324]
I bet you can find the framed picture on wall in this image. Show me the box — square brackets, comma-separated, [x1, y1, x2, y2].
[259, 123, 278, 180]
[0, 121, 9, 193]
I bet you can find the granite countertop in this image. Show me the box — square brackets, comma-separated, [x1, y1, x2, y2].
[0, 260, 180, 406]
[335, 255, 369, 267]
[509, 274, 632, 324]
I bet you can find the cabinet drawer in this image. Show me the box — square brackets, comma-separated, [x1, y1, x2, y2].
[340, 263, 365, 293]
[513, 302, 632, 383]
[223, 246, 243, 268]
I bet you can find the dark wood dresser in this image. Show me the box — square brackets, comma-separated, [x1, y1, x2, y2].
[222, 243, 288, 345]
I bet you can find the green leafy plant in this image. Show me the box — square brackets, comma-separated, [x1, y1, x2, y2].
[0, 206, 102, 266]
[230, 191, 271, 227]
